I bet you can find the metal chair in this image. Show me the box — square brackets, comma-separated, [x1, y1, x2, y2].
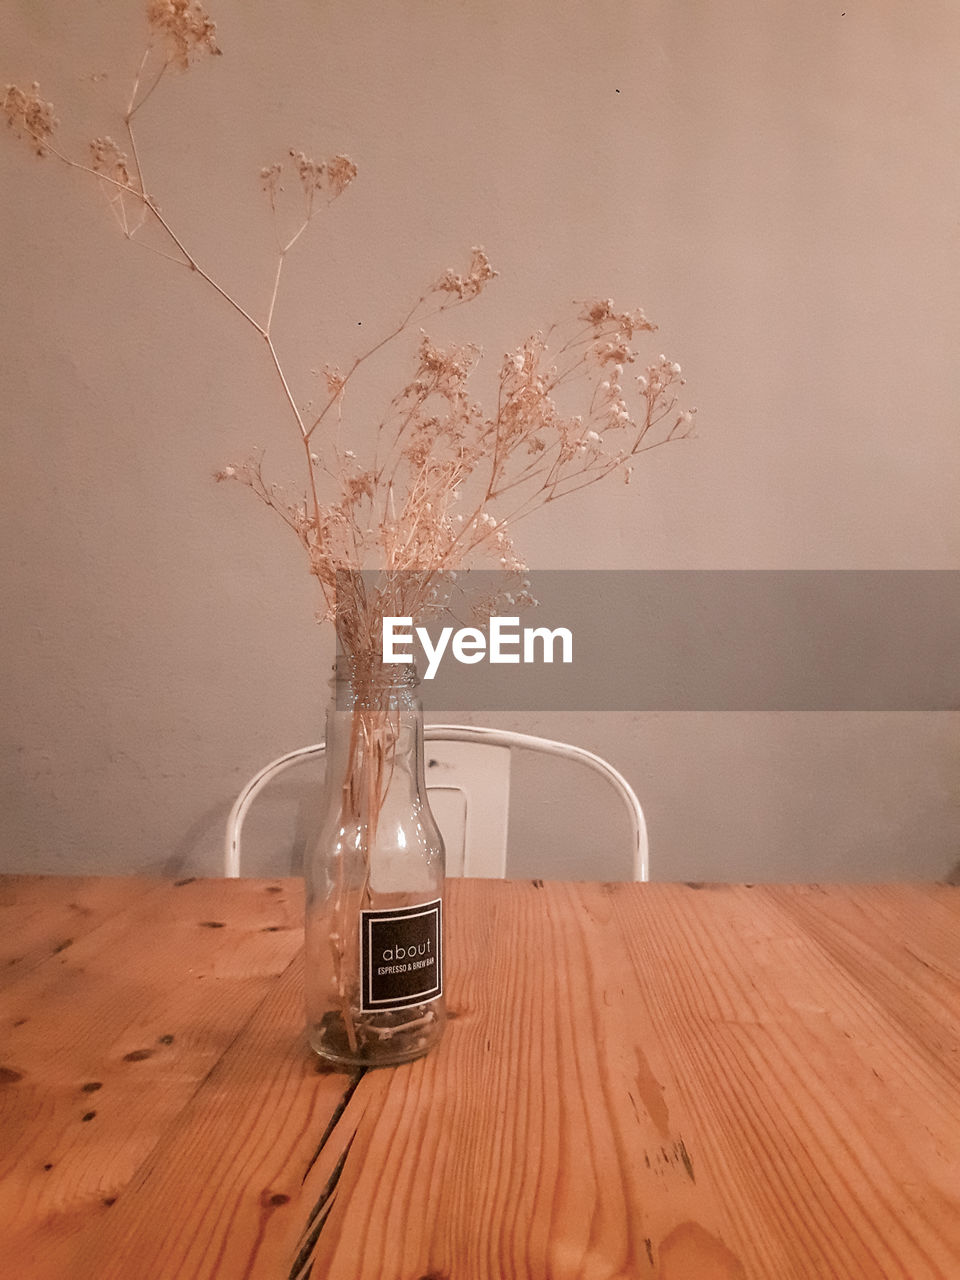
[225, 724, 648, 881]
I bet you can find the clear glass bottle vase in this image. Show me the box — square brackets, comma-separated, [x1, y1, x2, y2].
[305, 657, 446, 1067]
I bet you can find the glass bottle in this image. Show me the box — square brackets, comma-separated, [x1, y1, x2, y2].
[305, 656, 446, 1067]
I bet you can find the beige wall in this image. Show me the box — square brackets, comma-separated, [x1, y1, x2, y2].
[1, 0, 957, 879]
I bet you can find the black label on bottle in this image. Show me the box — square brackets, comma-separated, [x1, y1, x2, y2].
[360, 899, 443, 1012]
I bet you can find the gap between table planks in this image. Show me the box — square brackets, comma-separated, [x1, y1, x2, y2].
[301, 881, 960, 1279]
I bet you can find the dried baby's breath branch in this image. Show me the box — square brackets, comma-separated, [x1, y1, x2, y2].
[4, 2, 697, 662]
[4, 89, 266, 335]
[4, 3, 345, 542]
[262, 151, 357, 330]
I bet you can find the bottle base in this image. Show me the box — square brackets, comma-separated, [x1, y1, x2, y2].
[308, 1003, 444, 1069]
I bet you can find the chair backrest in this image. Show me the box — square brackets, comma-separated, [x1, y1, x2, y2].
[224, 724, 648, 881]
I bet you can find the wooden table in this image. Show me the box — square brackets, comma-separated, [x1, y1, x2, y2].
[1, 876, 958, 1278]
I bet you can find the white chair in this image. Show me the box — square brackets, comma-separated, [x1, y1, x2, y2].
[224, 725, 648, 881]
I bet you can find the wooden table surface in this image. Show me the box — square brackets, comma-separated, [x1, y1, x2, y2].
[1, 875, 958, 1279]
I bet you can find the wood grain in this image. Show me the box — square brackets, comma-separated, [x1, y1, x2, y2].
[2, 877, 958, 1279]
[0, 876, 305, 1277]
[304, 881, 960, 1279]
[0, 874, 154, 975]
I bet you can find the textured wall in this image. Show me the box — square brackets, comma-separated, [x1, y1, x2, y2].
[1, 0, 957, 879]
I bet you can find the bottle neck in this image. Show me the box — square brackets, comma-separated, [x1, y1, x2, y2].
[333, 651, 420, 711]
[325, 656, 427, 815]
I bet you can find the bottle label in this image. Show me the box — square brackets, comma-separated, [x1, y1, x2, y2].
[360, 899, 443, 1011]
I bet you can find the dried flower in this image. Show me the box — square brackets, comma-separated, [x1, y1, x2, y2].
[326, 153, 358, 197]
[90, 137, 136, 189]
[5, 2, 695, 662]
[2, 83, 58, 155]
[147, 0, 221, 69]
[324, 366, 346, 398]
[260, 163, 282, 197]
[435, 246, 498, 300]
[581, 297, 656, 339]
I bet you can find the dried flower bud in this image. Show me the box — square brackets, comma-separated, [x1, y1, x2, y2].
[147, 0, 221, 70]
[326, 154, 357, 196]
[3, 82, 58, 155]
[435, 246, 497, 300]
[90, 136, 138, 191]
[324, 366, 346, 398]
[260, 163, 282, 198]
